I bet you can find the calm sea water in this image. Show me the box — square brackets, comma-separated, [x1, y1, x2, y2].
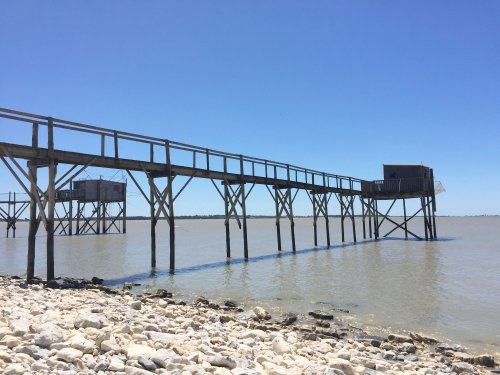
[1, 217, 499, 355]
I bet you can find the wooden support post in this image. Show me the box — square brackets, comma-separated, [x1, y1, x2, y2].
[68, 181, 73, 235]
[241, 182, 248, 259]
[287, 165, 296, 252]
[426, 196, 434, 240]
[361, 197, 366, 239]
[224, 158, 231, 258]
[431, 169, 437, 239]
[13, 192, 16, 238]
[374, 199, 379, 239]
[96, 179, 101, 235]
[27, 162, 37, 281]
[166, 141, 175, 271]
[123, 181, 127, 234]
[274, 187, 282, 251]
[46, 118, 56, 281]
[27, 122, 38, 282]
[432, 196, 437, 239]
[168, 174, 175, 271]
[7, 192, 11, 238]
[312, 194, 318, 246]
[351, 196, 357, 243]
[240, 156, 249, 259]
[312, 175, 318, 246]
[149, 176, 156, 268]
[368, 199, 372, 239]
[403, 198, 408, 239]
[273, 165, 281, 251]
[324, 193, 331, 247]
[340, 195, 345, 242]
[76, 201, 81, 235]
[102, 202, 107, 234]
[421, 196, 429, 240]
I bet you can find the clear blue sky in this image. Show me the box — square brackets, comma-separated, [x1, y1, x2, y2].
[1, 1, 499, 216]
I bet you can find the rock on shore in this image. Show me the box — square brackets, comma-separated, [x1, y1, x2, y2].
[0, 275, 496, 374]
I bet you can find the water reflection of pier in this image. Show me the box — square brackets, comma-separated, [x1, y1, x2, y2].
[0, 107, 439, 281]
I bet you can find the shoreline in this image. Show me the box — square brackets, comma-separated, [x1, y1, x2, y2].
[0, 275, 497, 374]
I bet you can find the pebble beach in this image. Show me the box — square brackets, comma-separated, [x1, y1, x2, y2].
[0, 275, 497, 375]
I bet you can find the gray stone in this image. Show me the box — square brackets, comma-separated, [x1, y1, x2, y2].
[272, 337, 291, 355]
[94, 360, 109, 371]
[0, 335, 21, 348]
[388, 333, 413, 343]
[34, 329, 64, 349]
[474, 354, 495, 367]
[336, 348, 351, 360]
[0, 349, 12, 362]
[399, 342, 416, 354]
[151, 348, 182, 368]
[383, 350, 396, 360]
[224, 300, 238, 308]
[207, 355, 238, 370]
[308, 310, 334, 320]
[436, 342, 452, 352]
[138, 356, 157, 371]
[101, 339, 121, 353]
[69, 334, 94, 354]
[195, 296, 209, 305]
[31, 362, 50, 372]
[452, 361, 479, 374]
[280, 312, 298, 326]
[220, 315, 234, 323]
[126, 343, 155, 360]
[108, 356, 125, 371]
[410, 332, 438, 344]
[74, 312, 105, 329]
[253, 306, 271, 320]
[235, 310, 258, 322]
[130, 301, 142, 310]
[4, 363, 26, 375]
[56, 347, 83, 363]
[19, 345, 50, 360]
[9, 319, 30, 337]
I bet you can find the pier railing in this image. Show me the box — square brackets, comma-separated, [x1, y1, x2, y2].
[0, 107, 364, 192]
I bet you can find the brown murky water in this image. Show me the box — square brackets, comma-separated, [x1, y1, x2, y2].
[1, 216, 499, 355]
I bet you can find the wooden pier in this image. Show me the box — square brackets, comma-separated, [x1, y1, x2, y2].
[0, 108, 439, 281]
[0, 192, 30, 238]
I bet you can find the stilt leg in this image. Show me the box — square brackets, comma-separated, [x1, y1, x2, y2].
[27, 161, 37, 282]
[241, 182, 248, 259]
[168, 174, 175, 271]
[274, 188, 282, 251]
[149, 176, 156, 268]
[324, 193, 331, 247]
[224, 183, 231, 258]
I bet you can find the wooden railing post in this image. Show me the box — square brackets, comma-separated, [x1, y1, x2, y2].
[101, 134, 105, 158]
[114, 131, 118, 158]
